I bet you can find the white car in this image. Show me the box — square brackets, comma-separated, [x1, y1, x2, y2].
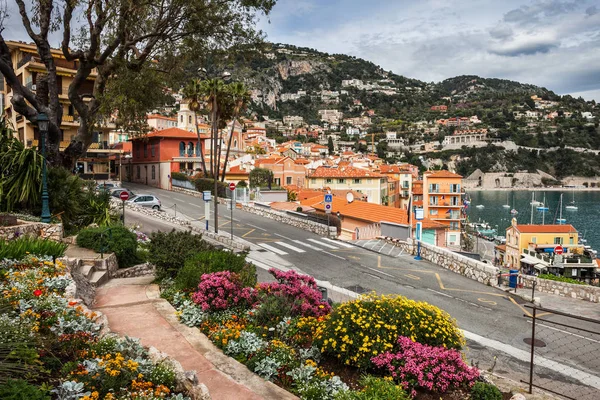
[126, 194, 161, 210]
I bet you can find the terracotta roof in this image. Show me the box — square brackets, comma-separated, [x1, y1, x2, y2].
[227, 165, 249, 175]
[135, 127, 209, 140]
[495, 244, 507, 252]
[380, 165, 411, 174]
[308, 166, 384, 178]
[425, 170, 463, 178]
[147, 114, 176, 121]
[256, 157, 286, 166]
[514, 224, 578, 234]
[300, 195, 408, 225]
[294, 158, 310, 165]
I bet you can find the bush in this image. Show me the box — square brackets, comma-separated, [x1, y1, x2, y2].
[538, 274, 586, 285]
[470, 382, 503, 400]
[176, 250, 255, 291]
[371, 336, 479, 396]
[192, 178, 229, 198]
[0, 379, 50, 400]
[237, 180, 248, 187]
[317, 293, 464, 368]
[335, 375, 410, 400]
[0, 237, 68, 260]
[76, 225, 140, 267]
[171, 172, 189, 181]
[148, 230, 213, 279]
[191, 271, 255, 312]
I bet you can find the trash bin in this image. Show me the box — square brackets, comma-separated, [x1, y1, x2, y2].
[509, 269, 518, 288]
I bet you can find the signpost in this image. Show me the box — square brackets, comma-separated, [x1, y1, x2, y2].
[203, 191, 211, 230]
[554, 245, 564, 255]
[119, 191, 129, 224]
[414, 208, 424, 261]
[324, 193, 333, 237]
[229, 183, 236, 239]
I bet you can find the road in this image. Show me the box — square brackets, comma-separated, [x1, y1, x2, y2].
[122, 182, 600, 398]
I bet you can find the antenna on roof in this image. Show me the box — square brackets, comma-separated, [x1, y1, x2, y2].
[346, 192, 354, 204]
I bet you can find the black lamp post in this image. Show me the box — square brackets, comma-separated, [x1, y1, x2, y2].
[37, 112, 51, 223]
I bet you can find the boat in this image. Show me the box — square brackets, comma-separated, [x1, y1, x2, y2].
[565, 188, 578, 210]
[536, 193, 549, 211]
[476, 204, 485, 209]
[530, 192, 543, 206]
[503, 192, 510, 208]
[556, 193, 566, 224]
[510, 209, 518, 215]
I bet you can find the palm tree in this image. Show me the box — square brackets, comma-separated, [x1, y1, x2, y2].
[221, 82, 250, 181]
[200, 78, 228, 179]
[182, 78, 208, 177]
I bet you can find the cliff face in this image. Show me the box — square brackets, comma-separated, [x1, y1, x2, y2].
[275, 59, 331, 80]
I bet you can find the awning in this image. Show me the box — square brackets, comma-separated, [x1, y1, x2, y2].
[533, 263, 548, 271]
[520, 254, 550, 268]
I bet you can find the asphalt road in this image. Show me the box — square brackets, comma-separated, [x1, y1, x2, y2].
[122, 183, 600, 398]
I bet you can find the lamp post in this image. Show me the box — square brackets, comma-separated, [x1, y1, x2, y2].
[37, 112, 51, 223]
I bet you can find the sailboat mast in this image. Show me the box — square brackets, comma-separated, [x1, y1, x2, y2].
[559, 193, 563, 223]
[530, 192, 534, 225]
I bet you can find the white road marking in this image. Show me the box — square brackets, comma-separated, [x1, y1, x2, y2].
[292, 240, 322, 251]
[321, 250, 346, 260]
[275, 242, 306, 253]
[307, 238, 338, 249]
[366, 267, 395, 278]
[257, 243, 288, 255]
[322, 238, 354, 248]
[274, 233, 293, 240]
[427, 288, 453, 298]
[463, 330, 600, 390]
[526, 320, 600, 344]
[247, 223, 267, 231]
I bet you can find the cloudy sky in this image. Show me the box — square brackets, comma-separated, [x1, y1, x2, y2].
[258, 0, 600, 101]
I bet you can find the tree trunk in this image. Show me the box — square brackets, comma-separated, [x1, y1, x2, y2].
[221, 114, 239, 182]
[194, 111, 208, 177]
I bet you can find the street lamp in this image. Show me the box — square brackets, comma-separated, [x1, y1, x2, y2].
[37, 112, 51, 223]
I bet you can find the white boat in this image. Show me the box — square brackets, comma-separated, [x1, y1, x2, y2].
[476, 204, 485, 209]
[556, 193, 566, 224]
[565, 189, 578, 210]
[503, 192, 510, 208]
[530, 192, 542, 206]
[536, 193, 549, 211]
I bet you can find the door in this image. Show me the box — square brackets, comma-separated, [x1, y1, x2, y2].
[422, 230, 436, 245]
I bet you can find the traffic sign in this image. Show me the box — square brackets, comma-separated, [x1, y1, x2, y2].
[119, 191, 129, 201]
[415, 208, 424, 220]
[324, 194, 333, 203]
[203, 191, 211, 202]
[229, 182, 236, 191]
[554, 245, 564, 255]
[325, 203, 332, 214]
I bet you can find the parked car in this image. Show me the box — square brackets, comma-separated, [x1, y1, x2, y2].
[96, 182, 118, 192]
[126, 194, 161, 210]
[109, 188, 135, 199]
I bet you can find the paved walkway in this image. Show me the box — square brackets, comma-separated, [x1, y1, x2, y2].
[94, 277, 297, 400]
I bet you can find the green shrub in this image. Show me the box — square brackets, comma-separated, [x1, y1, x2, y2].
[0, 237, 68, 260]
[237, 180, 248, 187]
[470, 382, 503, 400]
[148, 230, 213, 279]
[192, 178, 229, 198]
[176, 250, 255, 291]
[76, 225, 140, 267]
[0, 380, 50, 400]
[335, 376, 410, 400]
[171, 172, 189, 181]
[317, 293, 465, 368]
[539, 274, 586, 285]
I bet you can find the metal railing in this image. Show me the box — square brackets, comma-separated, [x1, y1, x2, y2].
[522, 305, 600, 400]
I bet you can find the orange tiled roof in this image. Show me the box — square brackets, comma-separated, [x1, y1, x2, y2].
[137, 128, 209, 140]
[227, 165, 249, 175]
[294, 158, 310, 165]
[308, 166, 383, 179]
[514, 224, 578, 234]
[300, 195, 408, 225]
[425, 170, 463, 178]
[380, 165, 411, 174]
[147, 114, 176, 121]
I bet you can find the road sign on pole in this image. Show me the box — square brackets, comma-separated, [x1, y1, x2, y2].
[324, 203, 332, 214]
[203, 191, 211, 230]
[119, 191, 129, 224]
[324, 193, 333, 214]
[554, 245, 564, 255]
[229, 182, 236, 191]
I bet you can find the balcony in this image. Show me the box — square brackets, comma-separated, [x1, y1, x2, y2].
[428, 185, 461, 194]
[429, 202, 462, 208]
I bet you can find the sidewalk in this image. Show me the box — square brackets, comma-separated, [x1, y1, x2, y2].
[94, 277, 297, 400]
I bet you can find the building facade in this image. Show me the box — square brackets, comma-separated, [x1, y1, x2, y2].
[422, 171, 464, 247]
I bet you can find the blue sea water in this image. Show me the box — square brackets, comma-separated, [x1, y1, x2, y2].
[465, 190, 600, 250]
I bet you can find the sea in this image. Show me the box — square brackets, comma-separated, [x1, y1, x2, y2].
[465, 190, 600, 251]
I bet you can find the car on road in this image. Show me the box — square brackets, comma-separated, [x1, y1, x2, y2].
[96, 182, 118, 191]
[126, 194, 161, 210]
[108, 188, 135, 199]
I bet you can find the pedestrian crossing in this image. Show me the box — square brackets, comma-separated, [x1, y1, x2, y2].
[256, 238, 355, 256]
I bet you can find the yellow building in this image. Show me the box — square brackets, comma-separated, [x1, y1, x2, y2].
[505, 219, 578, 270]
[2, 41, 119, 179]
[306, 165, 387, 204]
[422, 170, 464, 248]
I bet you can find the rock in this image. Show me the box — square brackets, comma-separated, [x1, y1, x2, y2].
[510, 394, 527, 400]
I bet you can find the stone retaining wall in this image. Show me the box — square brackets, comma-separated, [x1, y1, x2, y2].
[381, 238, 499, 286]
[110, 262, 155, 279]
[0, 220, 63, 241]
[521, 275, 600, 303]
[240, 204, 337, 237]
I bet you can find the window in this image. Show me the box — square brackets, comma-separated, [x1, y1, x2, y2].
[180, 115, 183, 122]
[136, 143, 141, 158]
[429, 183, 439, 193]
[449, 222, 459, 230]
[569, 237, 574, 245]
[430, 209, 438, 216]
[311, 179, 316, 184]
[366, 179, 372, 183]
[188, 115, 192, 124]
[449, 234, 457, 242]
[274, 178, 280, 186]
[143, 143, 148, 157]
[338, 178, 345, 183]
[187, 142, 194, 156]
[554, 237, 563, 245]
[450, 183, 460, 193]
[531, 237, 537, 244]
[353, 178, 360, 184]
[151, 165, 156, 180]
[179, 163, 186, 171]
[234, 139, 238, 149]
[450, 196, 459, 206]
[429, 196, 438, 205]
[286, 177, 292, 185]
[179, 141, 185, 156]
[151, 144, 155, 157]
[326, 178, 332, 184]
[136, 166, 140, 179]
[402, 181, 409, 188]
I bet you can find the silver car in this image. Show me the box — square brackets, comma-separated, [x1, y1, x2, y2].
[126, 194, 161, 210]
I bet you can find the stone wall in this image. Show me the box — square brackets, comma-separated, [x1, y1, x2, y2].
[521, 275, 600, 303]
[110, 262, 155, 279]
[59, 257, 97, 306]
[381, 237, 499, 286]
[0, 220, 63, 241]
[240, 204, 337, 237]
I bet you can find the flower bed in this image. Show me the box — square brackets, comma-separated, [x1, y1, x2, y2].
[0, 255, 191, 399]
[163, 266, 503, 399]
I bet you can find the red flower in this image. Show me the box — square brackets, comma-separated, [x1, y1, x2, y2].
[33, 289, 43, 297]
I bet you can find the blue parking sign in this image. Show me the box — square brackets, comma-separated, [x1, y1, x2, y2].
[324, 194, 333, 203]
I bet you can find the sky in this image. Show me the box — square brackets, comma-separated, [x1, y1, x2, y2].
[257, 0, 600, 101]
[3, 0, 600, 101]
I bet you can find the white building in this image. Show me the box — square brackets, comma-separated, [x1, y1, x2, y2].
[283, 115, 304, 127]
[319, 109, 343, 124]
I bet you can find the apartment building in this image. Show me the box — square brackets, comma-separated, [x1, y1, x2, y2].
[254, 156, 307, 188]
[307, 166, 387, 204]
[422, 170, 464, 247]
[379, 165, 413, 209]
